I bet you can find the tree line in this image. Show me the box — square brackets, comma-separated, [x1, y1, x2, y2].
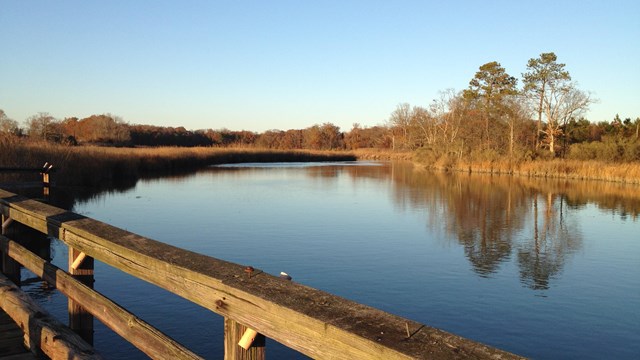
[0, 110, 391, 151]
[386, 53, 639, 162]
[1, 52, 638, 161]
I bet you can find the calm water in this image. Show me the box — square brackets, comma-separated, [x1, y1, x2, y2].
[19, 161, 640, 359]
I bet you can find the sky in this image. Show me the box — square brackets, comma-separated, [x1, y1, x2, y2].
[1, 0, 639, 133]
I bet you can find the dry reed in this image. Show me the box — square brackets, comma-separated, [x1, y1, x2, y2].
[426, 157, 640, 185]
[0, 141, 356, 187]
[3, 139, 639, 187]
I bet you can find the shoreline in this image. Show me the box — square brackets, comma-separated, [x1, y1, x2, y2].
[1, 142, 639, 187]
[422, 159, 640, 185]
[352, 149, 640, 185]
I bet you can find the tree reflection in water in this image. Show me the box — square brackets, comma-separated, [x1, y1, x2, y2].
[517, 193, 582, 290]
[363, 161, 640, 291]
[10, 160, 638, 295]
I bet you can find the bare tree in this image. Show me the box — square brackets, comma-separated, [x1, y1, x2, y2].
[429, 89, 464, 155]
[411, 106, 435, 147]
[26, 112, 62, 142]
[541, 84, 593, 155]
[388, 103, 413, 149]
[0, 110, 20, 136]
[504, 95, 532, 158]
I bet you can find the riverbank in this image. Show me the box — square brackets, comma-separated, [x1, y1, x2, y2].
[422, 157, 640, 185]
[0, 142, 355, 187]
[2, 141, 639, 187]
[354, 148, 640, 184]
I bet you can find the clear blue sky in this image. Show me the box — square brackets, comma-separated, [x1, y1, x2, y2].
[1, 1, 638, 132]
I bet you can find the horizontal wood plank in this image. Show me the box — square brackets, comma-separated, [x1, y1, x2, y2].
[0, 235, 202, 360]
[0, 272, 99, 360]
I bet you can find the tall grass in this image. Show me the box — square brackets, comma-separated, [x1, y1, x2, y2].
[0, 140, 356, 187]
[350, 148, 414, 161]
[3, 139, 639, 187]
[424, 156, 640, 184]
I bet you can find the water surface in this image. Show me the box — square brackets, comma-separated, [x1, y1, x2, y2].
[21, 161, 640, 359]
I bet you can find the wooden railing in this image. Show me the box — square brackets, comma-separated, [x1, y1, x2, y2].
[0, 188, 523, 359]
[0, 162, 54, 197]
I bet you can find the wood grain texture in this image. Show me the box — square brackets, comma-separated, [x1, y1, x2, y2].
[68, 247, 94, 344]
[0, 272, 99, 360]
[224, 318, 265, 360]
[0, 310, 32, 358]
[0, 235, 202, 360]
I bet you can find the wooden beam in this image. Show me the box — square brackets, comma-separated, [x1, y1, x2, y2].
[224, 318, 265, 360]
[0, 272, 100, 359]
[2, 216, 13, 234]
[0, 188, 524, 360]
[70, 252, 87, 270]
[68, 247, 94, 344]
[1, 214, 19, 285]
[0, 234, 203, 360]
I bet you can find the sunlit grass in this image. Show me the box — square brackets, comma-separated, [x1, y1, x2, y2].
[0, 141, 356, 187]
[2, 139, 639, 186]
[435, 157, 640, 184]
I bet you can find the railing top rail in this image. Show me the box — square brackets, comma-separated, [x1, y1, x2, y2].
[0, 188, 522, 359]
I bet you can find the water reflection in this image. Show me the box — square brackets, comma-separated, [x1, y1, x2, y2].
[133, 161, 638, 292]
[8, 161, 640, 293]
[516, 194, 581, 290]
[7, 160, 639, 359]
[178, 161, 639, 292]
[335, 162, 639, 290]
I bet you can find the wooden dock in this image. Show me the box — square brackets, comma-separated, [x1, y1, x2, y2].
[0, 187, 525, 359]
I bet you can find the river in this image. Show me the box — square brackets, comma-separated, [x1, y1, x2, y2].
[17, 161, 640, 359]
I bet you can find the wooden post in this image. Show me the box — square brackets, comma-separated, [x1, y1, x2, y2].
[42, 172, 50, 199]
[69, 246, 94, 344]
[224, 318, 265, 360]
[0, 213, 20, 285]
[41, 162, 52, 199]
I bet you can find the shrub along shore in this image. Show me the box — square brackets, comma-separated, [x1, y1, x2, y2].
[1, 141, 639, 188]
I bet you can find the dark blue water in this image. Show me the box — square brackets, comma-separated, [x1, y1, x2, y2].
[21, 162, 640, 359]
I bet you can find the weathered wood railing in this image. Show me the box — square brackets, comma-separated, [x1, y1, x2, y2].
[0, 163, 54, 201]
[0, 188, 523, 359]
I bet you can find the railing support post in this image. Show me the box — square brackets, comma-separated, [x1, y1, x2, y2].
[41, 162, 53, 199]
[0, 213, 20, 285]
[224, 317, 265, 360]
[69, 246, 94, 344]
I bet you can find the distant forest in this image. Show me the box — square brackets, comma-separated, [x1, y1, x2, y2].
[1, 53, 638, 162]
